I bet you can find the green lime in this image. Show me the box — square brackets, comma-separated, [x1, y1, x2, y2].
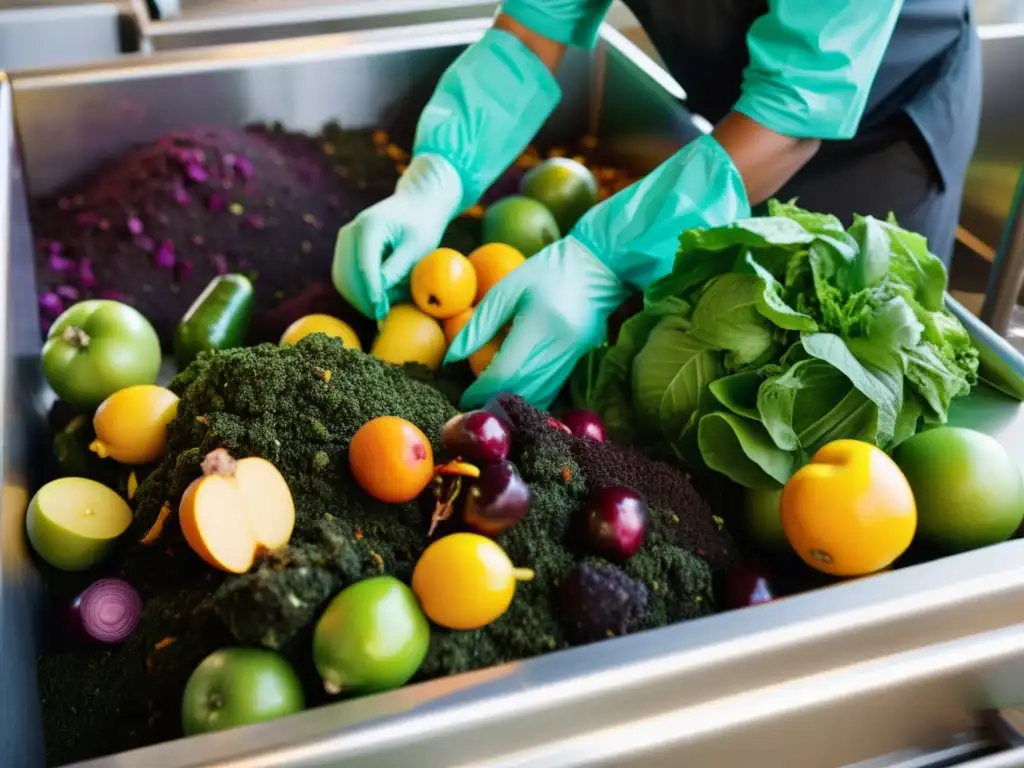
[482, 196, 560, 258]
[521, 158, 598, 233]
[312, 575, 430, 696]
[893, 427, 1024, 553]
[741, 487, 788, 553]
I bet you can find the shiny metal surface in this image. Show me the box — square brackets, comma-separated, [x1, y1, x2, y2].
[132, 0, 498, 51]
[6, 21, 1024, 768]
[0, 74, 50, 768]
[959, 24, 1024, 257]
[0, 2, 135, 72]
[975, 0, 1024, 26]
[981, 169, 1024, 336]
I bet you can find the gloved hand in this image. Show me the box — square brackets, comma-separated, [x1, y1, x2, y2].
[332, 27, 562, 319]
[447, 237, 629, 408]
[446, 134, 752, 409]
[332, 154, 462, 319]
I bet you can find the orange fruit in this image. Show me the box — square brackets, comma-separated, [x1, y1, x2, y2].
[349, 416, 434, 504]
[781, 440, 916, 577]
[410, 248, 477, 320]
[469, 331, 508, 378]
[468, 243, 526, 303]
[443, 307, 474, 344]
[412, 533, 534, 630]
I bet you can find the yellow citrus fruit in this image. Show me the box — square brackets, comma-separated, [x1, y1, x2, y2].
[370, 304, 447, 371]
[411, 533, 533, 630]
[468, 243, 526, 303]
[781, 440, 916, 577]
[410, 248, 477, 320]
[280, 314, 361, 350]
[89, 385, 180, 465]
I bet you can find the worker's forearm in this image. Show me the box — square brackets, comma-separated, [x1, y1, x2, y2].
[494, 13, 568, 72]
[712, 111, 820, 205]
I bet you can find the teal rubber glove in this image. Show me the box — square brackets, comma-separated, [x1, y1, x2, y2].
[446, 134, 751, 409]
[332, 154, 462, 319]
[500, 0, 614, 49]
[735, 0, 905, 140]
[332, 27, 562, 319]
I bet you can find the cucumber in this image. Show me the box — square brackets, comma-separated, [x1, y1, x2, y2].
[173, 274, 254, 369]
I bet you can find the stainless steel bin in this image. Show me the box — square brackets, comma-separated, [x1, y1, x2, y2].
[131, 0, 498, 52]
[6, 21, 1024, 768]
[0, 2, 137, 72]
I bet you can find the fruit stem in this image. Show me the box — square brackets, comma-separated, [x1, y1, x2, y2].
[202, 448, 238, 476]
[61, 326, 90, 348]
[512, 567, 535, 582]
[88, 439, 110, 459]
[428, 476, 463, 537]
[434, 459, 480, 479]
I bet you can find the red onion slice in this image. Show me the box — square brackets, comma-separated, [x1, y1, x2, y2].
[67, 578, 143, 645]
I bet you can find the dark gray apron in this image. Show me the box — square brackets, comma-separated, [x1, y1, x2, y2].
[622, 0, 981, 264]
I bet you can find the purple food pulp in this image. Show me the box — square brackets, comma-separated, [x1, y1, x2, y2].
[30, 125, 403, 345]
[582, 486, 649, 560]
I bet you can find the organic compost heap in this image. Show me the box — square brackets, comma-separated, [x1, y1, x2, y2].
[37, 335, 735, 766]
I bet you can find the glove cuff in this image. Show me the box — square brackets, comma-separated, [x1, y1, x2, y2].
[395, 153, 464, 224]
[413, 27, 563, 211]
[570, 134, 751, 291]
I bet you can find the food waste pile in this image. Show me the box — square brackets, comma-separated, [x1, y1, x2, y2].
[28, 120, 1024, 768]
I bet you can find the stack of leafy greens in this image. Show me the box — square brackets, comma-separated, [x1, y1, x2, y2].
[573, 201, 979, 489]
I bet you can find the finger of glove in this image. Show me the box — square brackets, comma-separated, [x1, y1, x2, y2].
[380, 236, 431, 295]
[444, 277, 522, 363]
[332, 225, 375, 319]
[349, 218, 391, 319]
[459, 315, 569, 409]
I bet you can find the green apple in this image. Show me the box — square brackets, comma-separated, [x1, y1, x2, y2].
[26, 477, 133, 571]
[313, 575, 429, 696]
[181, 648, 305, 736]
[42, 299, 161, 409]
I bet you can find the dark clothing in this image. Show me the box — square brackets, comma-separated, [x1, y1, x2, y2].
[622, 0, 982, 264]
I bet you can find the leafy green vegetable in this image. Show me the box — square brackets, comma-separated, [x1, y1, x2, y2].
[573, 201, 981, 488]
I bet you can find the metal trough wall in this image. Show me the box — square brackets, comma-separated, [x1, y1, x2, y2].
[131, 0, 499, 51]
[0, 2, 137, 72]
[5, 21, 1024, 768]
